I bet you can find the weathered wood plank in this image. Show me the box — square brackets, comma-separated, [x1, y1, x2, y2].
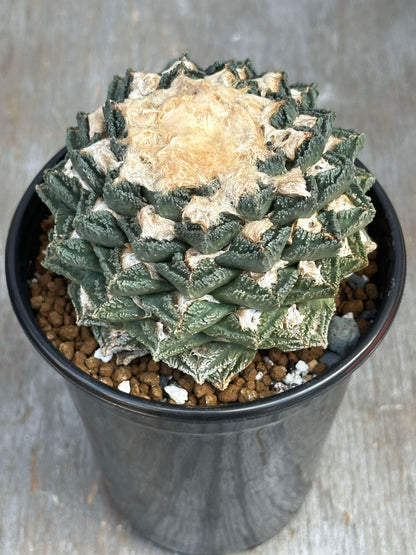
[1, 0, 415, 553]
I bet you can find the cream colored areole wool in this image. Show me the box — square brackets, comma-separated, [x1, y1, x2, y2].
[118, 73, 311, 229]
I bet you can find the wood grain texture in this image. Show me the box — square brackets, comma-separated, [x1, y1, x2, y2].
[1, 0, 415, 553]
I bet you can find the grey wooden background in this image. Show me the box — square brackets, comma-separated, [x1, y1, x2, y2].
[1, 1, 415, 553]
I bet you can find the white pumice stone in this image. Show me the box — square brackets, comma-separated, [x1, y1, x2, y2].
[94, 348, 113, 363]
[274, 382, 289, 392]
[295, 360, 309, 376]
[117, 380, 131, 394]
[164, 384, 188, 405]
[283, 373, 304, 386]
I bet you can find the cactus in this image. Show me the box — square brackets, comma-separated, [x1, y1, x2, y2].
[36, 55, 376, 390]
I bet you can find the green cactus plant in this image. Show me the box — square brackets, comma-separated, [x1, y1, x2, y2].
[36, 55, 376, 390]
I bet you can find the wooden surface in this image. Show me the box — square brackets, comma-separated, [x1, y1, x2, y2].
[1, 1, 415, 553]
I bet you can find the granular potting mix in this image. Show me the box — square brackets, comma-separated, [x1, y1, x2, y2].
[29, 216, 379, 406]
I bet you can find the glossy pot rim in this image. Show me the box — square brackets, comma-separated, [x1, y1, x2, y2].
[6, 148, 406, 421]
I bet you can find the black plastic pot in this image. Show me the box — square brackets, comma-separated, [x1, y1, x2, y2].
[6, 150, 406, 555]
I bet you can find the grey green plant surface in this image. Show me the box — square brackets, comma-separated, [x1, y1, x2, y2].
[36, 55, 376, 390]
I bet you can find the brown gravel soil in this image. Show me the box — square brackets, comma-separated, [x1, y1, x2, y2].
[30, 217, 379, 406]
